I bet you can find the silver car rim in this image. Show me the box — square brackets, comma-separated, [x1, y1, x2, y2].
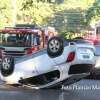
[2, 58, 11, 70]
[49, 39, 60, 53]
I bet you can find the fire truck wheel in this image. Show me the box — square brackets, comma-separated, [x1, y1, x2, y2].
[1, 56, 14, 77]
[47, 37, 64, 58]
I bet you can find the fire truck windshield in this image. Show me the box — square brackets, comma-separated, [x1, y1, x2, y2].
[0, 32, 32, 47]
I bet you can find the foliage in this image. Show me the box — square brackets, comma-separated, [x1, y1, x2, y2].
[0, 0, 12, 27]
[85, 0, 100, 24]
[0, 0, 99, 39]
[60, 30, 86, 39]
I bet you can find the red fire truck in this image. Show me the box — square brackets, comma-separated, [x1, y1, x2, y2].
[0, 25, 58, 60]
[0, 27, 46, 59]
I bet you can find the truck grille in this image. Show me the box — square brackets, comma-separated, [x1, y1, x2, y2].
[3, 51, 25, 58]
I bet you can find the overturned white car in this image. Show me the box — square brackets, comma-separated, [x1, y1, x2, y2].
[0, 37, 95, 89]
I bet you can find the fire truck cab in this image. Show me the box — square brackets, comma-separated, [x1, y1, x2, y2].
[0, 27, 47, 59]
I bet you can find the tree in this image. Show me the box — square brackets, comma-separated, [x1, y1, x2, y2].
[85, 0, 100, 25]
[0, 0, 97, 33]
[0, 0, 12, 27]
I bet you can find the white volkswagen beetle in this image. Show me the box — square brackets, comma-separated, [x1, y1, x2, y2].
[0, 37, 95, 89]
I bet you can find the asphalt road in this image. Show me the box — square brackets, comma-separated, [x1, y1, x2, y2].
[0, 79, 100, 100]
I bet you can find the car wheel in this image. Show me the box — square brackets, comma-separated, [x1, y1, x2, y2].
[1, 56, 14, 77]
[47, 37, 64, 58]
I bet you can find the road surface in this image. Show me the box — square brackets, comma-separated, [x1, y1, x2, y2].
[0, 79, 100, 100]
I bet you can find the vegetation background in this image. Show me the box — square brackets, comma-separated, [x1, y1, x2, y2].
[0, 0, 100, 38]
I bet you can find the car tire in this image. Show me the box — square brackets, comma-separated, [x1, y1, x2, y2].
[1, 56, 14, 77]
[47, 37, 64, 58]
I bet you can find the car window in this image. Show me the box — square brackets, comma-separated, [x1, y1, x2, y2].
[95, 45, 100, 56]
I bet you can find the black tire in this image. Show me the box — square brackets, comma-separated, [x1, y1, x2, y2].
[47, 37, 64, 58]
[1, 56, 14, 77]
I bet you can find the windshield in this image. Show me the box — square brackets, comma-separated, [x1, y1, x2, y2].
[0, 32, 32, 47]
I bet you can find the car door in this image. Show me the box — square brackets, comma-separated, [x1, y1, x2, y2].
[33, 50, 57, 75]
